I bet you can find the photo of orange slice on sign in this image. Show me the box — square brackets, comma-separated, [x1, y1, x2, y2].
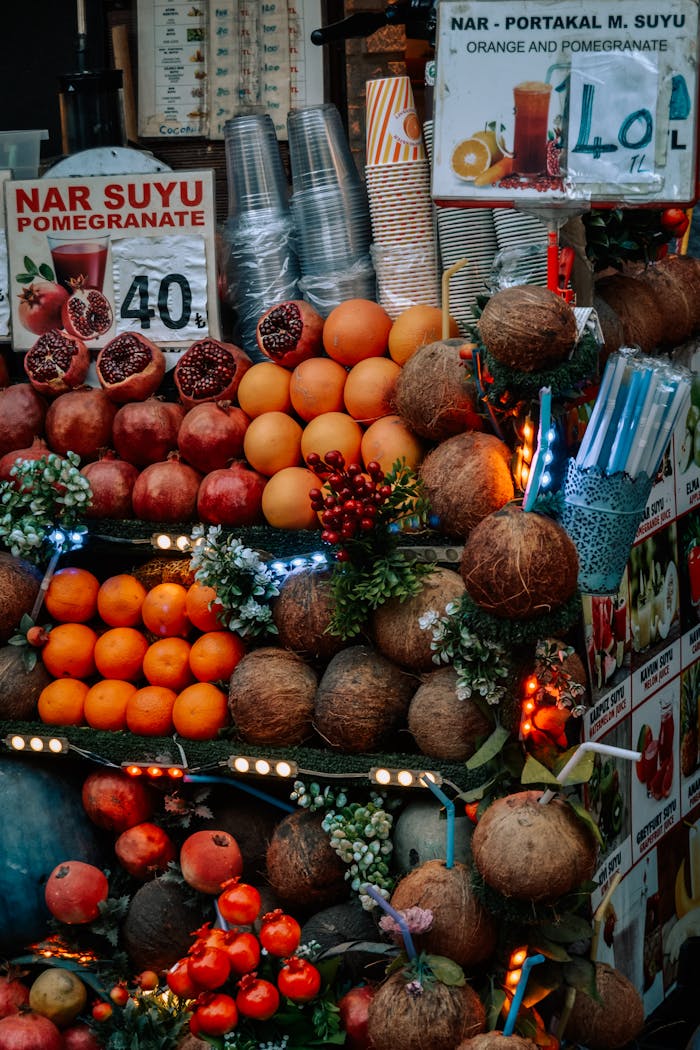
[450, 136, 492, 180]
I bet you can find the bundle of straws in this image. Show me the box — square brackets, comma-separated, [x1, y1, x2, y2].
[576, 348, 691, 480]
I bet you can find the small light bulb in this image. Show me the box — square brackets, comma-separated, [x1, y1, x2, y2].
[125, 765, 143, 776]
[233, 757, 250, 773]
[176, 535, 190, 551]
[48, 738, 64, 753]
[30, 737, 44, 751]
[10, 735, 25, 750]
[510, 948, 527, 967]
[255, 759, 271, 775]
[156, 534, 172, 550]
[397, 770, 413, 787]
[547, 429, 556, 443]
[374, 768, 391, 785]
[522, 721, 532, 734]
[168, 767, 184, 778]
[523, 423, 533, 440]
[524, 700, 535, 713]
[543, 450, 553, 465]
[541, 472, 552, 487]
[275, 761, 292, 777]
[147, 766, 164, 777]
[506, 968, 522, 987]
[526, 677, 538, 693]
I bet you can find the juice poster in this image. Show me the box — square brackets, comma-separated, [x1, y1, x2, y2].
[431, 0, 699, 206]
[4, 171, 220, 352]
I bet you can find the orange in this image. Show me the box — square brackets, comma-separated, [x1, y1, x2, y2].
[343, 357, 402, 424]
[236, 362, 293, 417]
[141, 583, 191, 638]
[360, 414, 426, 475]
[261, 467, 321, 530]
[289, 358, 348, 422]
[388, 305, 461, 366]
[185, 582, 225, 632]
[323, 299, 392, 366]
[44, 567, 100, 624]
[301, 412, 363, 468]
[242, 412, 303, 477]
[38, 678, 90, 726]
[97, 574, 147, 627]
[84, 679, 137, 731]
[94, 627, 149, 682]
[172, 682, 229, 740]
[41, 622, 98, 679]
[450, 136, 493, 180]
[189, 631, 246, 683]
[143, 637, 194, 691]
[126, 685, 177, 736]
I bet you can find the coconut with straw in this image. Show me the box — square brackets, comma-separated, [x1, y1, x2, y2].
[456, 1035, 539, 1050]
[366, 971, 486, 1050]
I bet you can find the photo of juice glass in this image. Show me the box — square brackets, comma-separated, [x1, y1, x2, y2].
[512, 81, 552, 175]
[47, 234, 109, 292]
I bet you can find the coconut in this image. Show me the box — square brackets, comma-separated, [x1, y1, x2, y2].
[407, 667, 493, 761]
[203, 788, 281, 873]
[393, 798, 472, 872]
[394, 339, 483, 441]
[0, 645, 52, 720]
[314, 645, 416, 753]
[271, 564, 348, 663]
[563, 962, 644, 1049]
[624, 262, 693, 349]
[477, 286, 578, 372]
[371, 568, 465, 672]
[655, 253, 700, 329]
[471, 790, 597, 902]
[265, 809, 349, 910]
[0, 553, 42, 644]
[456, 1035, 539, 1050]
[121, 878, 206, 972]
[301, 900, 379, 953]
[460, 504, 579, 620]
[367, 970, 486, 1050]
[132, 556, 195, 590]
[594, 273, 664, 352]
[592, 294, 624, 363]
[389, 859, 496, 969]
[228, 647, 317, 746]
[419, 432, 514, 540]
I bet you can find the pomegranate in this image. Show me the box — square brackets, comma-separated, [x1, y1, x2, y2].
[179, 830, 243, 895]
[0, 975, 30, 1019]
[131, 452, 201, 522]
[112, 398, 185, 467]
[82, 769, 154, 833]
[114, 822, 177, 879]
[96, 332, 166, 403]
[197, 460, 266, 526]
[17, 280, 69, 336]
[45, 388, 117, 462]
[0, 1011, 63, 1050]
[81, 450, 139, 518]
[62, 1023, 102, 1050]
[0, 384, 47, 457]
[177, 402, 250, 472]
[0, 437, 52, 483]
[61, 278, 113, 340]
[23, 329, 90, 397]
[174, 339, 251, 410]
[339, 985, 376, 1050]
[0, 356, 10, 388]
[44, 860, 109, 924]
[256, 300, 324, 368]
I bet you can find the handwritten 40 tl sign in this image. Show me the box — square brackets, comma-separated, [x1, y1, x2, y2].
[431, 0, 699, 206]
[4, 171, 221, 352]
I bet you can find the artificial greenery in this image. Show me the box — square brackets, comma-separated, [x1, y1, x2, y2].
[89, 989, 191, 1050]
[481, 328, 600, 405]
[531, 638, 588, 716]
[454, 590, 583, 649]
[0, 451, 91, 566]
[189, 524, 282, 637]
[582, 207, 672, 271]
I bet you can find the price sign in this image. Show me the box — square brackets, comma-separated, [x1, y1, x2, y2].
[4, 170, 220, 353]
[431, 0, 699, 207]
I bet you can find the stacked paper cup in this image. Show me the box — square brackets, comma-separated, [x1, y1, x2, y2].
[222, 113, 300, 359]
[288, 103, 375, 316]
[365, 75, 439, 318]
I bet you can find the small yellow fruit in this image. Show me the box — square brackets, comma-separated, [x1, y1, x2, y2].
[29, 967, 87, 1027]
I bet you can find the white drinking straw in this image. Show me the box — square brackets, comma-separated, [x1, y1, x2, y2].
[579, 354, 631, 470]
[625, 377, 675, 479]
[575, 352, 625, 467]
[644, 380, 690, 480]
[539, 741, 641, 804]
[623, 368, 661, 477]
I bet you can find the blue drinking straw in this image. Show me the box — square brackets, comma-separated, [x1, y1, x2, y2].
[607, 365, 652, 475]
[502, 953, 545, 1037]
[363, 883, 417, 961]
[522, 387, 551, 512]
[420, 775, 455, 869]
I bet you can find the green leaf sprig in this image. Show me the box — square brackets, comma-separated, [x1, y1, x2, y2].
[15, 255, 56, 285]
[421, 600, 514, 708]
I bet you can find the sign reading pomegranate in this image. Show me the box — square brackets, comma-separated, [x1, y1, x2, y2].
[4, 171, 220, 352]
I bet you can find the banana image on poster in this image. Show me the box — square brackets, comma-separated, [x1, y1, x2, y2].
[668, 820, 700, 963]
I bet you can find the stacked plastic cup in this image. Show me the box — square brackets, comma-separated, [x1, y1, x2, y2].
[365, 75, 439, 318]
[223, 112, 300, 358]
[288, 103, 375, 316]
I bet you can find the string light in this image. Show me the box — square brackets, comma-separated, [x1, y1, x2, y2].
[122, 762, 187, 779]
[225, 755, 299, 779]
[5, 734, 68, 754]
[369, 767, 442, 789]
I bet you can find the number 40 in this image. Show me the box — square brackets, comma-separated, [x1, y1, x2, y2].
[120, 274, 192, 330]
[572, 82, 653, 166]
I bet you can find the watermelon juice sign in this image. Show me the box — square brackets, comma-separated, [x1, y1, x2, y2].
[4, 171, 220, 352]
[431, 0, 699, 206]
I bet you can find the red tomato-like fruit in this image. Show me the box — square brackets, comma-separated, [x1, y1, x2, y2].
[136, 971, 159, 992]
[91, 1001, 113, 1022]
[223, 932, 261, 976]
[338, 985, 376, 1050]
[217, 878, 262, 926]
[235, 974, 280, 1021]
[166, 958, 199, 999]
[62, 1022, 103, 1050]
[277, 957, 322, 1003]
[259, 909, 301, 957]
[114, 822, 176, 880]
[81, 769, 154, 833]
[660, 207, 690, 236]
[187, 944, 231, 991]
[0, 1011, 63, 1049]
[109, 984, 130, 1007]
[193, 992, 239, 1036]
[179, 830, 243, 895]
[44, 860, 109, 924]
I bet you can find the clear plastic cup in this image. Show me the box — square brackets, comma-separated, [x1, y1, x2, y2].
[287, 103, 360, 192]
[291, 182, 372, 274]
[224, 113, 290, 217]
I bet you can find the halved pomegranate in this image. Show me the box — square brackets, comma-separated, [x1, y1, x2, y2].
[61, 277, 113, 340]
[174, 339, 252, 410]
[256, 300, 324, 368]
[96, 332, 166, 402]
[23, 329, 90, 396]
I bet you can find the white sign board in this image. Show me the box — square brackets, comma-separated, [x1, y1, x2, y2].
[432, 0, 699, 206]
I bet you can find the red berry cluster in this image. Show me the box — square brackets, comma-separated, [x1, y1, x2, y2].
[307, 450, 392, 561]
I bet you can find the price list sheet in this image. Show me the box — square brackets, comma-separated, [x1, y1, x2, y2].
[138, 0, 209, 137]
